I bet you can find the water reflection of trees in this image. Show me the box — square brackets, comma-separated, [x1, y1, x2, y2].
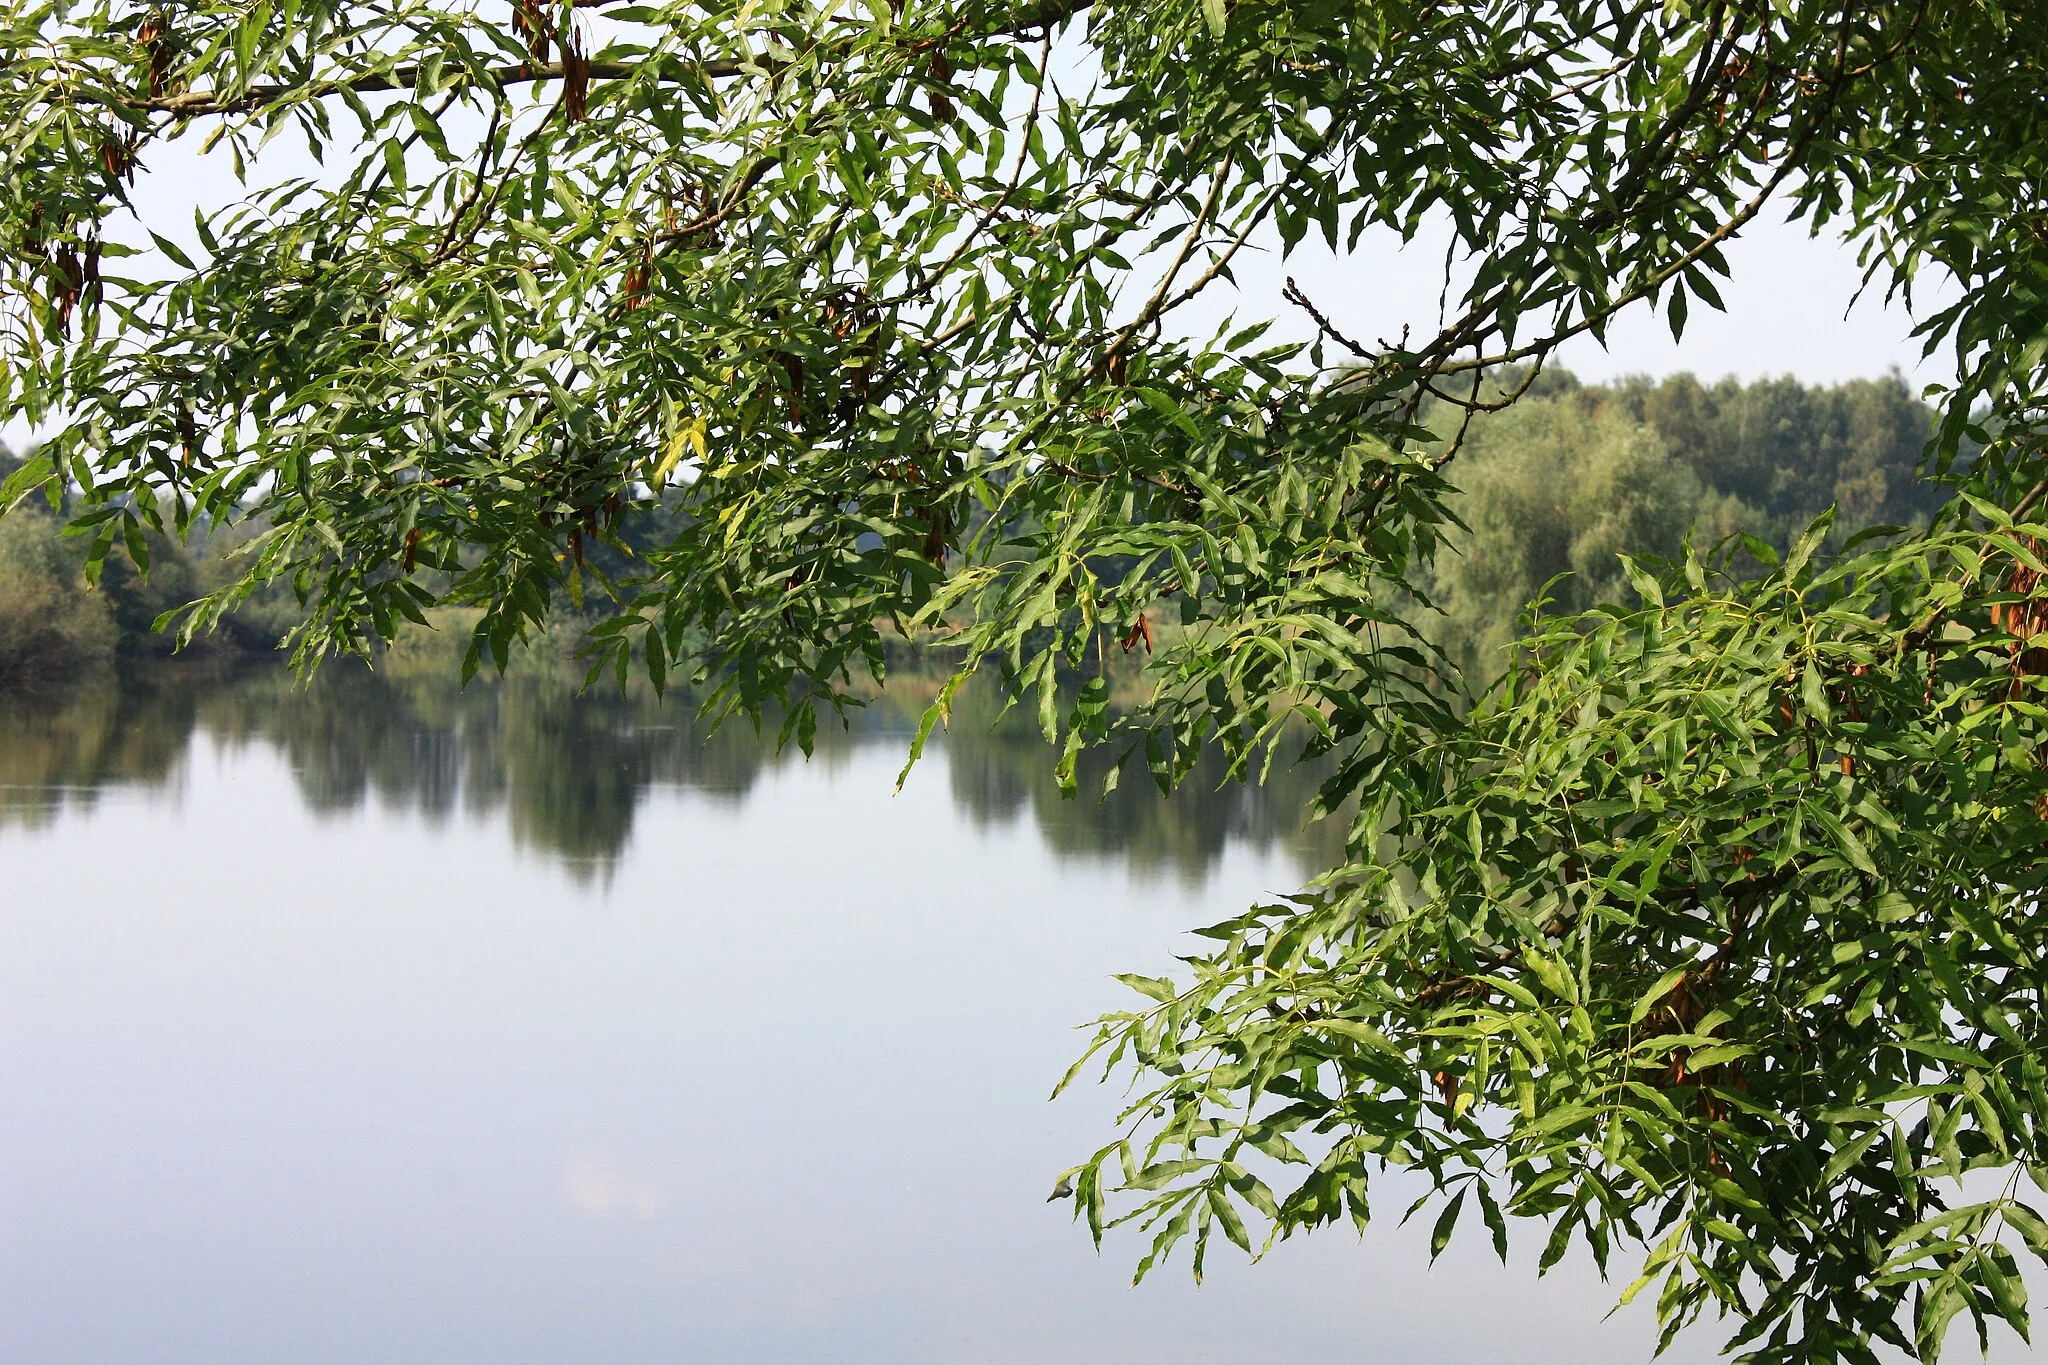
[188, 666, 791, 881]
[0, 679, 199, 828]
[0, 665, 1340, 886]
[930, 683, 1346, 885]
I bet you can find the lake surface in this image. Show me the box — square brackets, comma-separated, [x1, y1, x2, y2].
[0, 665, 1828, 1362]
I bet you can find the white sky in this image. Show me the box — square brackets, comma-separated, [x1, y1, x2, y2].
[1176, 211, 1954, 393]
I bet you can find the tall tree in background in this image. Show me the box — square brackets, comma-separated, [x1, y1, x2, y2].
[2, 3, 2044, 1358]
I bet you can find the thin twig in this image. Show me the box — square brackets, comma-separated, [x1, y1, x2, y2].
[1283, 277, 1373, 359]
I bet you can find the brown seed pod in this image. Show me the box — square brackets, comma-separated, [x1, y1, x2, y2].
[512, 0, 551, 67]
[101, 138, 134, 184]
[917, 505, 951, 566]
[561, 24, 590, 122]
[927, 50, 955, 124]
[1839, 663, 1867, 776]
[138, 12, 174, 98]
[51, 244, 82, 333]
[775, 351, 806, 426]
[1992, 536, 2048, 697]
[1431, 1069, 1459, 1109]
[839, 335, 880, 420]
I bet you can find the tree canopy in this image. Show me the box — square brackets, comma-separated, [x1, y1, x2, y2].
[3, 2, 2046, 1359]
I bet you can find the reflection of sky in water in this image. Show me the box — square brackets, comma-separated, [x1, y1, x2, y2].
[3, 677, 2027, 1363]
[565, 1153, 668, 1222]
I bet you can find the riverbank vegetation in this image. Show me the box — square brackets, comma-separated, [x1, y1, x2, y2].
[0, 449, 302, 686]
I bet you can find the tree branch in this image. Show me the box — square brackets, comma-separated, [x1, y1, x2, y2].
[135, 58, 732, 117]
[130, 0, 1099, 119]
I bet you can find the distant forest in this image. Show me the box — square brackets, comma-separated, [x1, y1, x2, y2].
[0, 369, 1949, 691]
[1410, 368, 1950, 679]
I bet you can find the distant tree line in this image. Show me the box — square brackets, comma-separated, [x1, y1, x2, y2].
[1410, 368, 1948, 679]
[1, 369, 1946, 693]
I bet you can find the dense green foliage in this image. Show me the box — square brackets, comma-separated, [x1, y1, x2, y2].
[3, 2, 2045, 1359]
[1415, 371, 1948, 677]
[1066, 505, 2048, 1359]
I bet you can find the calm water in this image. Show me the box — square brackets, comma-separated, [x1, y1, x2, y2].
[2, 666, 1761, 1363]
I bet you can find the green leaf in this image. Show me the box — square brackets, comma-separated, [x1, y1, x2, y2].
[1135, 387, 1201, 439]
[1782, 510, 1835, 581]
[1617, 554, 1663, 607]
[1807, 805, 1877, 877]
[1524, 951, 1578, 1005]
[1128, 1159, 1209, 1191]
[0, 451, 55, 512]
[2006, 1203, 2048, 1259]
[1628, 967, 1690, 1025]
[1800, 662, 1830, 722]
[1209, 1186, 1252, 1252]
[1309, 1018, 1402, 1056]
[147, 231, 196, 270]
[1115, 974, 1177, 1004]
[380, 136, 408, 189]
[1428, 1188, 1466, 1263]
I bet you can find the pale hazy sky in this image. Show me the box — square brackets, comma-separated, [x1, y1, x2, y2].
[1179, 209, 1953, 393]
